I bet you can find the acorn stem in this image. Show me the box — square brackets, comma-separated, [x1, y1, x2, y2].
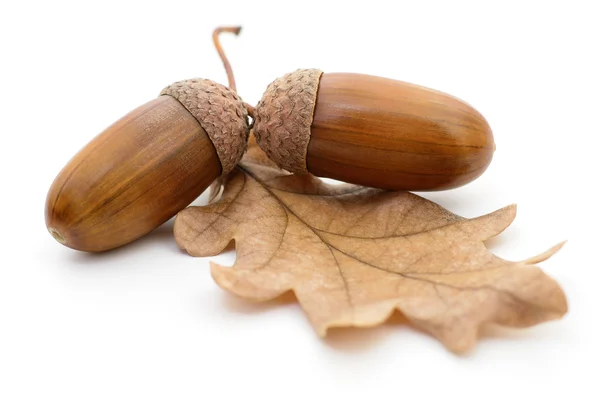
[212, 26, 255, 124]
[245, 103, 255, 118]
[212, 26, 241, 92]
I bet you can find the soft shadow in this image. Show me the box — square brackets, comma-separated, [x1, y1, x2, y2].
[63, 219, 179, 265]
[417, 192, 466, 213]
[220, 240, 236, 254]
[220, 290, 298, 315]
[483, 232, 511, 251]
[220, 294, 429, 352]
[324, 310, 416, 352]
[479, 323, 537, 341]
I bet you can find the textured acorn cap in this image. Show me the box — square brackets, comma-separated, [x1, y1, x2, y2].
[161, 79, 250, 174]
[253, 69, 323, 174]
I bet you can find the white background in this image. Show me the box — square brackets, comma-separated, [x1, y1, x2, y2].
[1, 1, 598, 395]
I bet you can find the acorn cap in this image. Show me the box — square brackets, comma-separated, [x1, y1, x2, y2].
[161, 79, 250, 174]
[253, 69, 323, 174]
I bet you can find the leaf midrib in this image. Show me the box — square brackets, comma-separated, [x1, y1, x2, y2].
[236, 165, 548, 315]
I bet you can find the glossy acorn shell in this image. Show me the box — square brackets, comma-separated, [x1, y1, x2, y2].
[309, 73, 494, 190]
[45, 96, 221, 252]
[254, 71, 495, 191]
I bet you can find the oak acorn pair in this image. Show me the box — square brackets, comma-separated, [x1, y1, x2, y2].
[46, 27, 494, 252]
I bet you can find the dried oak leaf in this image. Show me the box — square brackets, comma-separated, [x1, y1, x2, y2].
[175, 140, 567, 353]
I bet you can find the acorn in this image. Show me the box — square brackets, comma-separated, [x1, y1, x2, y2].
[253, 69, 494, 191]
[45, 79, 250, 252]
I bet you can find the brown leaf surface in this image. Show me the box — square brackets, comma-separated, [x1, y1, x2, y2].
[175, 137, 567, 353]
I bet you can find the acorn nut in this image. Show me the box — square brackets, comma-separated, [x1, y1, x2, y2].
[45, 79, 249, 252]
[253, 69, 495, 191]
